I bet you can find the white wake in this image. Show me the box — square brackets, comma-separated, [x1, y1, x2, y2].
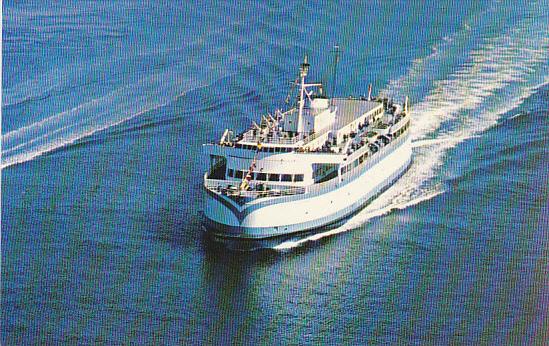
[275, 11, 549, 250]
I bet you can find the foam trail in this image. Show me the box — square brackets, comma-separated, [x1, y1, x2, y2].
[3, 3, 259, 170]
[1, 73, 231, 169]
[1, 105, 161, 169]
[2, 87, 165, 169]
[274, 190, 445, 250]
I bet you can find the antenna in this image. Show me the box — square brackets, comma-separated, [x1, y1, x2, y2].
[330, 45, 340, 106]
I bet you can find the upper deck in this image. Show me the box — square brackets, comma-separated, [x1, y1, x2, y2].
[331, 98, 380, 130]
[230, 97, 384, 151]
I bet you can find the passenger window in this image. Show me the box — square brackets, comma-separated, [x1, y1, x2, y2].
[294, 174, 304, 182]
[228, 169, 234, 177]
[235, 170, 244, 179]
[268, 174, 280, 182]
[281, 174, 292, 182]
[256, 172, 267, 181]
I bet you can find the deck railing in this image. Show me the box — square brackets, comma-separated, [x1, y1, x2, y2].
[239, 131, 303, 145]
[204, 175, 306, 199]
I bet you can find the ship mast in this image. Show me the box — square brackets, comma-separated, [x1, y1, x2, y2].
[330, 45, 340, 106]
[297, 55, 310, 135]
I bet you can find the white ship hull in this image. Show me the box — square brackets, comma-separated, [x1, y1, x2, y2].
[204, 137, 412, 241]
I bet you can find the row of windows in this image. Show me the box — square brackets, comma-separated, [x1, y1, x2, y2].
[341, 150, 370, 175]
[373, 107, 383, 117]
[233, 143, 294, 153]
[227, 169, 304, 182]
[392, 121, 410, 138]
[341, 121, 409, 176]
[356, 107, 383, 130]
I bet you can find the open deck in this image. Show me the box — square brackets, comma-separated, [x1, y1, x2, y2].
[330, 98, 380, 130]
[236, 98, 383, 147]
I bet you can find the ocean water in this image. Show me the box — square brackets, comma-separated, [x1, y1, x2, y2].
[2, 0, 548, 344]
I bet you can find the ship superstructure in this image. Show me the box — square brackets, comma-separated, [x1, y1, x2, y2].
[202, 56, 412, 242]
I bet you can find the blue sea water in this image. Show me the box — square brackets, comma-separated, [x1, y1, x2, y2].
[2, 0, 548, 344]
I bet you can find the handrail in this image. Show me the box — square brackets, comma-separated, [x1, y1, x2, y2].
[240, 132, 303, 145]
[204, 177, 306, 199]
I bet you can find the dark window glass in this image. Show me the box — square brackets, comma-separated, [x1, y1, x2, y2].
[235, 170, 243, 179]
[228, 169, 234, 177]
[281, 174, 292, 182]
[294, 174, 304, 182]
[257, 173, 267, 181]
[268, 174, 280, 182]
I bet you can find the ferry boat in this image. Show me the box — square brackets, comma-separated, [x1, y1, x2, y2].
[202, 55, 412, 245]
